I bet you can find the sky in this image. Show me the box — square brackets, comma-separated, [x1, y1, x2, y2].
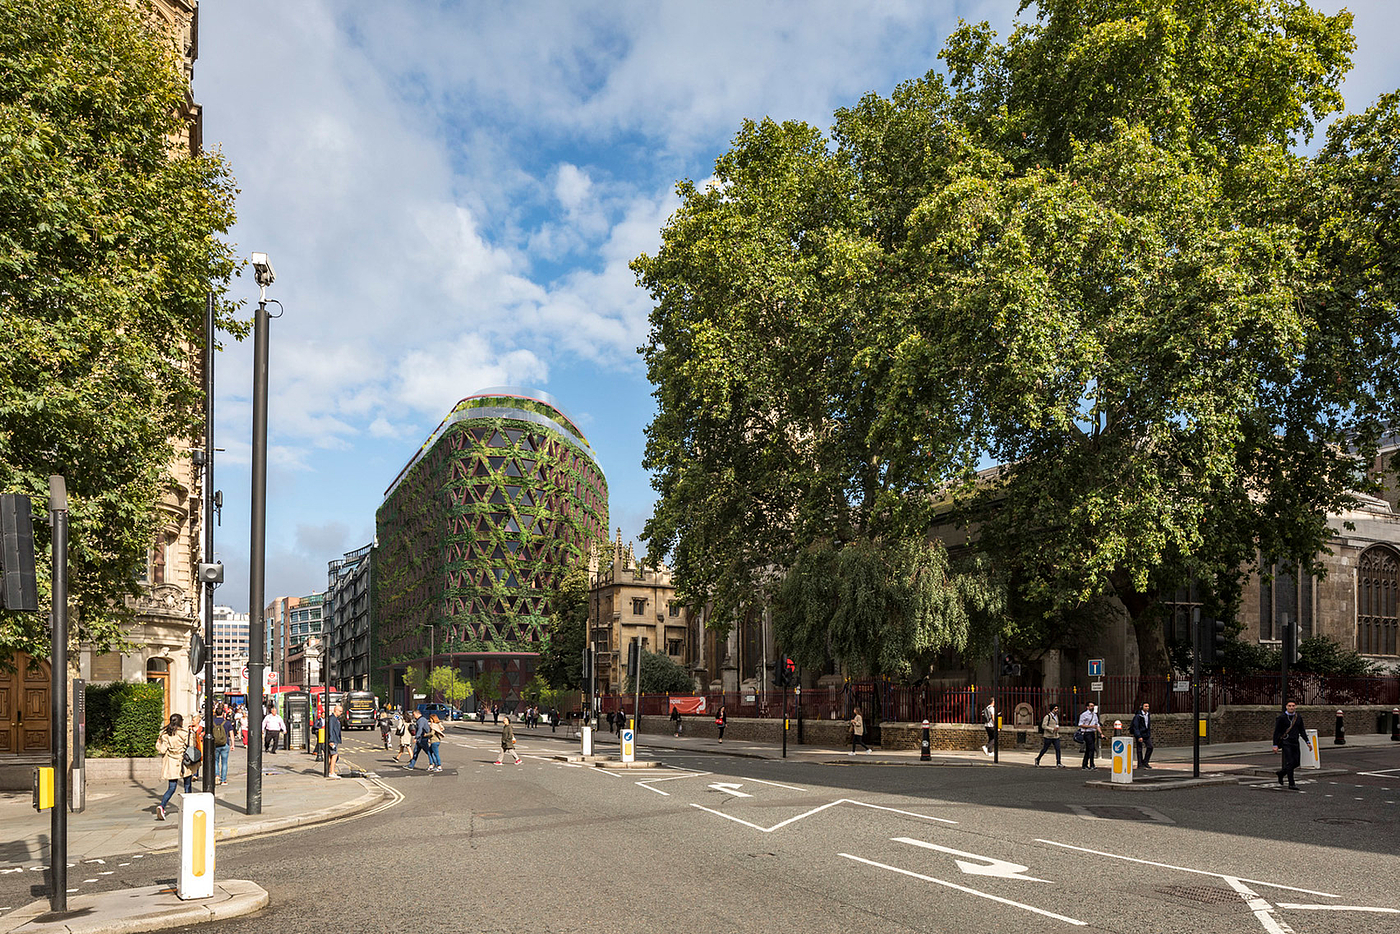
[195, 1, 1400, 613]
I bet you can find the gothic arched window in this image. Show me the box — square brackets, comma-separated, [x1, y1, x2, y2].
[1357, 546, 1400, 656]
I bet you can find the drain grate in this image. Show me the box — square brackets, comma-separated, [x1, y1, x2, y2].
[1156, 884, 1244, 905]
[1069, 804, 1174, 823]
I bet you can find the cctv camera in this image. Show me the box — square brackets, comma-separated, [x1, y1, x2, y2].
[251, 252, 276, 288]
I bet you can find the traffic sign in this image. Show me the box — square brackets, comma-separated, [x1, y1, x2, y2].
[1090, 681, 1104, 692]
[1173, 680, 1190, 692]
[1088, 659, 1104, 677]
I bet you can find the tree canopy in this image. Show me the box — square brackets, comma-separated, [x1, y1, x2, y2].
[636, 0, 1396, 678]
[536, 567, 588, 689]
[628, 649, 695, 695]
[0, 0, 241, 657]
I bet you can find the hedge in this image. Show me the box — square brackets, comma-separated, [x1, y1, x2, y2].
[85, 681, 165, 757]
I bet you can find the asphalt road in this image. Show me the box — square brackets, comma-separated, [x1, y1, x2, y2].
[4, 727, 1398, 934]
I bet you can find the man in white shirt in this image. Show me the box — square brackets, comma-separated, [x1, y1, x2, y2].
[1077, 703, 1104, 769]
[262, 705, 286, 754]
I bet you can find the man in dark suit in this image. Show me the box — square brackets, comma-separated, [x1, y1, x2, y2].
[1130, 702, 1154, 769]
[1272, 701, 1312, 790]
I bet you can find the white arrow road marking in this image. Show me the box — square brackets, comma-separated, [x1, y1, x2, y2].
[691, 798, 957, 833]
[1277, 904, 1400, 913]
[708, 782, 753, 797]
[635, 770, 711, 796]
[893, 838, 1051, 883]
[840, 853, 1086, 926]
[0, 868, 23, 875]
[1223, 876, 1294, 934]
[1035, 839, 1339, 898]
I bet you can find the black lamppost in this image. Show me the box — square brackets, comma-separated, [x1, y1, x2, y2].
[246, 252, 276, 815]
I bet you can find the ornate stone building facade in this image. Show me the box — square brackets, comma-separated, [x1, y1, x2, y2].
[587, 532, 697, 694]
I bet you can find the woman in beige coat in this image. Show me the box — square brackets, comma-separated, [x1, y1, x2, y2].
[155, 713, 200, 821]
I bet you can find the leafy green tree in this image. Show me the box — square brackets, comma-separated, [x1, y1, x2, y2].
[426, 665, 470, 706]
[1296, 636, 1375, 677]
[637, 0, 1392, 680]
[536, 567, 588, 689]
[0, 0, 241, 658]
[628, 650, 695, 695]
[474, 675, 501, 709]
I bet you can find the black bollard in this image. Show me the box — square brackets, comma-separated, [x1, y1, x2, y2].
[1334, 710, 1346, 745]
[920, 720, 931, 761]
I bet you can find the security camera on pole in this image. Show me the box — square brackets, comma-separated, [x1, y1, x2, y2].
[246, 252, 277, 815]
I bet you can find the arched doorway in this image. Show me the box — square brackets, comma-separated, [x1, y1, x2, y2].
[1357, 546, 1400, 656]
[0, 652, 51, 756]
[147, 657, 171, 722]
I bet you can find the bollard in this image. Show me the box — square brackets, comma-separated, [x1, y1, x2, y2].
[1334, 710, 1346, 745]
[1303, 729, 1321, 770]
[1112, 719, 1123, 737]
[1393, 709, 1400, 742]
[920, 720, 931, 761]
[581, 725, 593, 757]
[1110, 735, 1133, 784]
[178, 792, 215, 899]
[620, 728, 635, 763]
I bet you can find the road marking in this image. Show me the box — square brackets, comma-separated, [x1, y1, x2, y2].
[839, 853, 1086, 926]
[1034, 840, 1338, 898]
[635, 770, 711, 796]
[1223, 876, 1293, 934]
[691, 798, 957, 833]
[734, 777, 805, 792]
[708, 783, 753, 797]
[1276, 904, 1400, 913]
[893, 838, 1051, 883]
[0, 869, 23, 875]
[1355, 768, 1400, 778]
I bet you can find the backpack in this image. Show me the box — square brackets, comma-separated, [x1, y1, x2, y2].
[212, 721, 228, 748]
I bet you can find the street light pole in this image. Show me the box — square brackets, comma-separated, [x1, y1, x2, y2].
[48, 476, 68, 913]
[246, 252, 276, 815]
[201, 291, 216, 794]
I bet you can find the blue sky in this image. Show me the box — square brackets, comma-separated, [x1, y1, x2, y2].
[196, 1, 1400, 612]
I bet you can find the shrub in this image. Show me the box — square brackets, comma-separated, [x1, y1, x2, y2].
[86, 681, 165, 757]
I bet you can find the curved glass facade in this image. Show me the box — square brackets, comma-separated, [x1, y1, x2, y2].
[376, 390, 608, 665]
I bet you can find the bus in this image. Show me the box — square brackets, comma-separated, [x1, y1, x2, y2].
[345, 690, 378, 730]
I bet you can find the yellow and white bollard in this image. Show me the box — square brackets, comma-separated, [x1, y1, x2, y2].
[621, 728, 635, 763]
[1303, 729, 1321, 770]
[1110, 735, 1134, 784]
[178, 792, 215, 899]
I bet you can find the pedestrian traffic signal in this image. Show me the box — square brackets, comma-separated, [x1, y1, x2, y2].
[999, 654, 1019, 677]
[1196, 615, 1229, 667]
[775, 654, 797, 687]
[1282, 620, 1301, 664]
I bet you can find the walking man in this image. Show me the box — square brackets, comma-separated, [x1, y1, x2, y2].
[407, 707, 431, 769]
[495, 714, 523, 764]
[1033, 703, 1064, 767]
[1272, 700, 1312, 790]
[1131, 702, 1154, 769]
[1078, 702, 1104, 769]
[262, 704, 285, 754]
[980, 698, 997, 757]
[326, 703, 343, 778]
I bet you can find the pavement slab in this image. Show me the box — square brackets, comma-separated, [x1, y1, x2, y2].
[0, 880, 267, 934]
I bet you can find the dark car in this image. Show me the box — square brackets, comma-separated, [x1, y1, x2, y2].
[416, 702, 458, 721]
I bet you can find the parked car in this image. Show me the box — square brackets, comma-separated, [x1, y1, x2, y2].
[416, 702, 459, 721]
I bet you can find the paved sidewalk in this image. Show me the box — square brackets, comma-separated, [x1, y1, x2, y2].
[0, 746, 386, 869]
[443, 716, 1399, 772]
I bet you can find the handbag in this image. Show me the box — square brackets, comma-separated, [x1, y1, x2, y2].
[183, 736, 201, 768]
[1073, 728, 1087, 744]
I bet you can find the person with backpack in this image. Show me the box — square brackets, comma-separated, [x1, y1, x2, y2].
[980, 698, 997, 757]
[1033, 704, 1065, 768]
[406, 708, 432, 769]
[378, 707, 392, 750]
[155, 713, 199, 821]
[392, 709, 413, 762]
[212, 705, 235, 785]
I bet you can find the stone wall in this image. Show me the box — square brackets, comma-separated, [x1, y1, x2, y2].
[639, 705, 1399, 749]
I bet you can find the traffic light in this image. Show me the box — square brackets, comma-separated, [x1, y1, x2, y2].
[999, 654, 1019, 677]
[627, 640, 640, 682]
[581, 646, 593, 683]
[1282, 620, 1301, 664]
[1197, 615, 1229, 667]
[0, 494, 39, 612]
[776, 654, 797, 688]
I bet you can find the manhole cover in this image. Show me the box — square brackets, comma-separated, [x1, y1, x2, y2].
[1315, 817, 1371, 825]
[1156, 884, 1244, 905]
[1069, 804, 1175, 823]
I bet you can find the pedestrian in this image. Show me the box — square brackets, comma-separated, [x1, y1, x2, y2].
[494, 714, 523, 764]
[407, 707, 432, 769]
[379, 707, 392, 750]
[263, 704, 285, 754]
[311, 707, 323, 759]
[551, 706, 560, 733]
[671, 705, 682, 737]
[326, 703, 343, 778]
[980, 698, 997, 757]
[428, 713, 446, 772]
[1272, 700, 1312, 790]
[1033, 704, 1064, 768]
[492, 703, 499, 725]
[1077, 702, 1104, 769]
[213, 704, 234, 785]
[236, 705, 248, 748]
[850, 707, 871, 754]
[607, 710, 616, 733]
[393, 709, 413, 761]
[715, 706, 727, 743]
[155, 713, 198, 821]
[1131, 702, 1155, 769]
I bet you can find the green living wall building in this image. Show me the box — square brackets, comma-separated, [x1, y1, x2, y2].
[376, 388, 608, 708]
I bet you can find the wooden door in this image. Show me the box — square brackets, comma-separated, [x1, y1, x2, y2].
[0, 652, 51, 755]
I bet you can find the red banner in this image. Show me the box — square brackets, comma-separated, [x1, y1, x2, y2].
[668, 696, 707, 715]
